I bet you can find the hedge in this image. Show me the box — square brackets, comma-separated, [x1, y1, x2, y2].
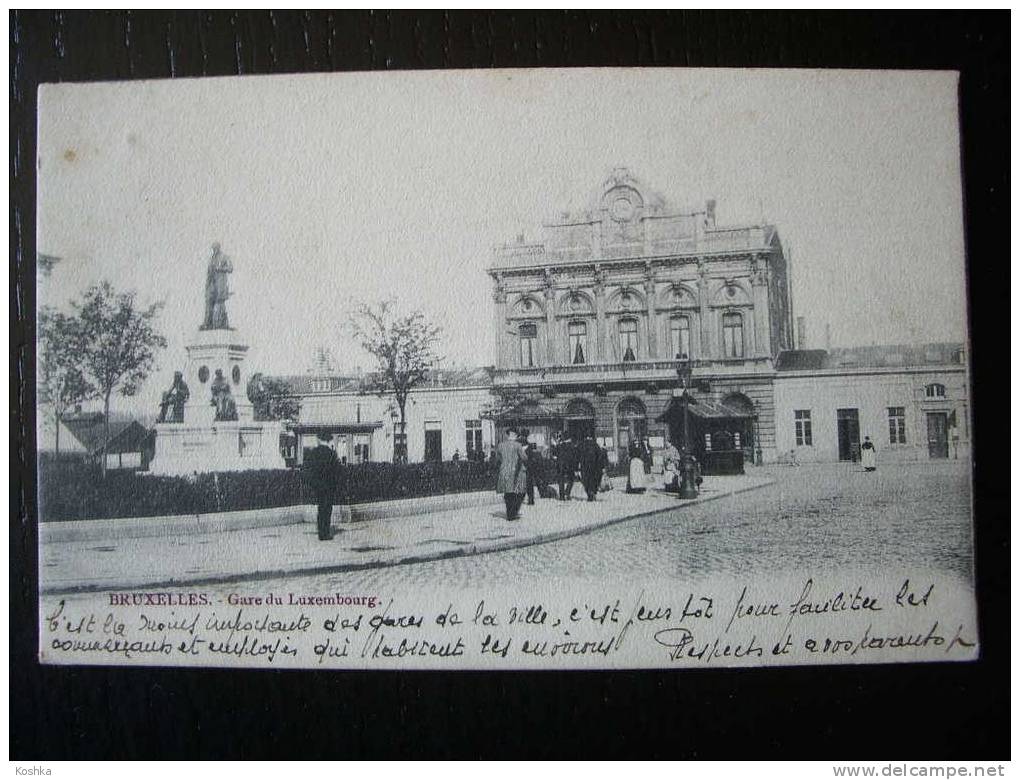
[37, 456, 497, 523]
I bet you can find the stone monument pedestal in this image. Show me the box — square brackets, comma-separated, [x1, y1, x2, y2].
[148, 326, 287, 476]
[150, 419, 286, 475]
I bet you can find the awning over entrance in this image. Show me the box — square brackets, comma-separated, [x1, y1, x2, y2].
[289, 422, 383, 435]
[655, 395, 753, 423]
[495, 401, 561, 422]
[687, 398, 753, 420]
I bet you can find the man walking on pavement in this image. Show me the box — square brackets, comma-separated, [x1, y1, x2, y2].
[495, 427, 528, 521]
[554, 433, 578, 501]
[303, 431, 339, 541]
[577, 433, 608, 502]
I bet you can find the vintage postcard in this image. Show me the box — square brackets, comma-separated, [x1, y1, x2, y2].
[35, 68, 976, 670]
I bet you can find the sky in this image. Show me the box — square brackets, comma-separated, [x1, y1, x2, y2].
[37, 68, 968, 417]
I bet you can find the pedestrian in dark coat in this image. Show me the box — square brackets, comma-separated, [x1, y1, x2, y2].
[494, 428, 528, 520]
[520, 429, 538, 506]
[554, 435, 578, 500]
[577, 435, 608, 502]
[640, 439, 653, 474]
[303, 432, 339, 541]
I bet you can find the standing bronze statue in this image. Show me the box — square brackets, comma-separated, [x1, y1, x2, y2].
[201, 242, 233, 330]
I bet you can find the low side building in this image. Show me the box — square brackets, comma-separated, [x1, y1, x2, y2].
[279, 367, 496, 465]
[773, 343, 970, 463]
[38, 412, 155, 470]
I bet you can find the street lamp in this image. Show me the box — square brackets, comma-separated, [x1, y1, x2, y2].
[753, 399, 763, 466]
[674, 353, 699, 499]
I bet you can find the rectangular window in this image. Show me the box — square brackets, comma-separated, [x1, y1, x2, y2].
[619, 319, 638, 361]
[722, 313, 744, 358]
[465, 419, 483, 457]
[888, 407, 906, 444]
[670, 317, 691, 360]
[568, 321, 587, 364]
[794, 410, 812, 446]
[519, 323, 537, 368]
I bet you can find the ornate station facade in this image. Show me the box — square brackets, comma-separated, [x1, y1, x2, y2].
[488, 168, 794, 464]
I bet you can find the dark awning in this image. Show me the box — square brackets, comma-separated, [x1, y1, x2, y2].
[688, 399, 753, 420]
[656, 395, 752, 423]
[496, 402, 560, 421]
[289, 422, 383, 434]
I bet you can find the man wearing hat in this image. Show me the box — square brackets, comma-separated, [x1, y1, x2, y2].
[494, 427, 528, 521]
[303, 431, 339, 540]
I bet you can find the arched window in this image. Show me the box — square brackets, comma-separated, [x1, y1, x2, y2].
[619, 318, 638, 361]
[925, 383, 946, 399]
[722, 312, 744, 358]
[669, 316, 691, 360]
[519, 323, 537, 368]
[568, 321, 587, 364]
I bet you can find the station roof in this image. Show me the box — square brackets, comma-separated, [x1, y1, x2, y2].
[276, 366, 494, 395]
[776, 343, 966, 372]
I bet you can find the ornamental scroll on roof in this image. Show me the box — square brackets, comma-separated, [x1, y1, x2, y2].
[490, 168, 775, 270]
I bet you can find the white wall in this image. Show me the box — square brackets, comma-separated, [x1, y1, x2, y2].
[773, 367, 970, 463]
[296, 386, 495, 463]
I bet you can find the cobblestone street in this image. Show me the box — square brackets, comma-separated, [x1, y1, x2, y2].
[194, 460, 973, 597]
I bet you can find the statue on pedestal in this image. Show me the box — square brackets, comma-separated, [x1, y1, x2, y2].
[156, 371, 190, 423]
[210, 369, 238, 421]
[201, 243, 233, 330]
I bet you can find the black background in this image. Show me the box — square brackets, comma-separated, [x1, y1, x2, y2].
[10, 11, 1009, 759]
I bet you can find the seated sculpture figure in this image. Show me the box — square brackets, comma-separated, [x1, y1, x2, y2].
[210, 369, 238, 422]
[157, 371, 190, 423]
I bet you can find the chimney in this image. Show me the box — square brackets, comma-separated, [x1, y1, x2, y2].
[825, 323, 832, 352]
[796, 317, 807, 350]
[705, 199, 717, 228]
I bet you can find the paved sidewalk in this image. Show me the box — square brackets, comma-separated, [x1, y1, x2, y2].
[40, 474, 773, 593]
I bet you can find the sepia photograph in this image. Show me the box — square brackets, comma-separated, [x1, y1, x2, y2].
[31, 66, 978, 672]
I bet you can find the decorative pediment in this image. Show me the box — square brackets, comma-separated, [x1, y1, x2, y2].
[711, 280, 752, 306]
[511, 295, 546, 317]
[558, 289, 595, 316]
[659, 283, 699, 309]
[607, 286, 646, 313]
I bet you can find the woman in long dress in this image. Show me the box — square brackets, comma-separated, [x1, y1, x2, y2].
[662, 444, 680, 492]
[626, 441, 646, 493]
[861, 436, 877, 472]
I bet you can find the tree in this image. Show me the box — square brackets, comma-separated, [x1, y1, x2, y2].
[73, 281, 167, 475]
[480, 376, 530, 420]
[247, 373, 301, 421]
[38, 306, 93, 457]
[347, 301, 442, 463]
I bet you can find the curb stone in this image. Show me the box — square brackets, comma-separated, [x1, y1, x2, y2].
[41, 479, 775, 595]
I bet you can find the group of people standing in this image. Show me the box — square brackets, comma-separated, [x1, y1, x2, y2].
[494, 428, 609, 521]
